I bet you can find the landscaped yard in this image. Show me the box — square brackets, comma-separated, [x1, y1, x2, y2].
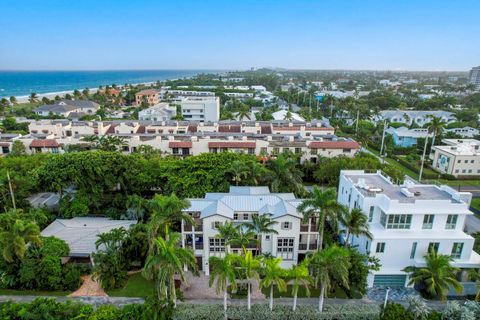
[260, 285, 361, 299]
[106, 273, 155, 298]
[0, 289, 70, 296]
[471, 198, 480, 212]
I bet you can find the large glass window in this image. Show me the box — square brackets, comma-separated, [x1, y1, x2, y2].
[209, 238, 225, 257]
[410, 242, 417, 259]
[446, 215, 458, 230]
[428, 242, 440, 253]
[451, 242, 463, 259]
[380, 212, 412, 229]
[277, 238, 294, 260]
[368, 206, 374, 223]
[422, 215, 434, 229]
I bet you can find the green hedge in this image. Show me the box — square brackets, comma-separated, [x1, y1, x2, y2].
[172, 304, 380, 320]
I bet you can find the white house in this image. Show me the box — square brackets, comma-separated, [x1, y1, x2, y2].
[337, 170, 480, 288]
[377, 110, 456, 126]
[181, 186, 319, 274]
[35, 100, 100, 118]
[445, 127, 480, 138]
[138, 103, 177, 121]
[431, 139, 480, 177]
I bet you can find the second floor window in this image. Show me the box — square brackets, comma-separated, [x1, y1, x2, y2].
[428, 242, 440, 254]
[380, 212, 412, 229]
[368, 206, 374, 222]
[451, 242, 464, 259]
[422, 215, 434, 229]
[282, 222, 292, 230]
[376, 242, 385, 253]
[446, 215, 458, 230]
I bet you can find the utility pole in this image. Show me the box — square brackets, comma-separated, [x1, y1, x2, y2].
[6, 171, 16, 210]
[379, 119, 387, 164]
[355, 109, 360, 135]
[419, 136, 429, 182]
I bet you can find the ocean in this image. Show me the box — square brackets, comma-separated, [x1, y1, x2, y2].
[0, 70, 217, 98]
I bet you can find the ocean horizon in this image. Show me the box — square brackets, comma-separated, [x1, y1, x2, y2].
[0, 70, 222, 99]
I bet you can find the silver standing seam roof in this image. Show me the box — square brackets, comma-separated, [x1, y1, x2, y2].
[41, 217, 136, 257]
[185, 186, 304, 219]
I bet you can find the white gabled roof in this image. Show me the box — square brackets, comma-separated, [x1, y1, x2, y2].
[185, 186, 304, 219]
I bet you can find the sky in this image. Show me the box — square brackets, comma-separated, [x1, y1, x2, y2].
[0, 0, 479, 71]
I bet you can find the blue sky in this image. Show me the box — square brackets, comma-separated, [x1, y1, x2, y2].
[0, 0, 479, 71]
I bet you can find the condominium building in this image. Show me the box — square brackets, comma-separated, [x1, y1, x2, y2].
[431, 139, 480, 177]
[179, 96, 220, 122]
[135, 89, 160, 106]
[138, 103, 177, 121]
[376, 110, 456, 126]
[180, 186, 319, 274]
[10, 120, 361, 161]
[338, 170, 479, 288]
[469, 66, 480, 89]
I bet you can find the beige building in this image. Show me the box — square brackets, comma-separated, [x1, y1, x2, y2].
[432, 139, 480, 177]
[135, 89, 160, 106]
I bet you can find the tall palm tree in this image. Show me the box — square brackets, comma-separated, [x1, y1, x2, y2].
[28, 92, 38, 103]
[228, 160, 249, 186]
[237, 250, 261, 311]
[298, 187, 346, 251]
[147, 194, 192, 245]
[237, 105, 251, 120]
[342, 208, 372, 247]
[403, 249, 462, 301]
[208, 254, 238, 316]
[288, 262, 313, 311]
[428, 116, 446, 148]
[9, 96, 17, 105]
[227, 226, 256, 255]
[260, 256, 287, 311]
[216, 222, 237, 253]
[0, 211, 42, 262]
[307, 245, 350, 312]
[244, 214, 278, 254]
[267, 154, 303, 193]
[143, 232, 197, 307]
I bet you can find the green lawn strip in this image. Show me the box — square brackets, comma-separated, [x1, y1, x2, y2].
[366, 147, 418, 179]
[259, 285, 358, 299]
[0, 289, 70, 296]
[106, 273, 155, 298]
[471, 198, 480, 212]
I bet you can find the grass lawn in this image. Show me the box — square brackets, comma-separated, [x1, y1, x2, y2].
[0, 289, 70, 296]
[471, 198, 480, 211]
[107, 273, 155, 298]
[260, 285, 361, 299]
[367, 147, 418, 179]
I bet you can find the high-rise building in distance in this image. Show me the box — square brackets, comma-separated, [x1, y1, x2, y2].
[469, 66, 480, 89]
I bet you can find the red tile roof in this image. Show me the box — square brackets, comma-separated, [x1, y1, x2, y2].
[136, 89, 159, 96]
[273, 126, 301, 131]
[169, 141, 193, 148]
[208, 142, 256, 148]
[306, 127, 334, 131]
[308, 141, 360, 149]
[30, 139, 60, 148]
[136, 125, 146, 134]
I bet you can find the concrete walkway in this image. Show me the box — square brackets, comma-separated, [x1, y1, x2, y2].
[69, 275, 107, 297]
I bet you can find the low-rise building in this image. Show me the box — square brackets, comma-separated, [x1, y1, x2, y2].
[338, 170, 480, 288]
[35, 100, 100, 118]
[181, 186, 318, 273]
[431, 139, 480, 177]
[386, 127, 432, 147]
[445, 127, 480, 138]
[138, 103, 177, 121]
[135, 89, 160, 106]
[377, 110, 456, 126]
[179, 96, 220, 122]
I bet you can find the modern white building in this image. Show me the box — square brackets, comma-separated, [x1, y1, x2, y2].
[179, 96, 220, 122]
[138, 103, 177, 121]
[445, 127, 480, 138]
[377, 110, 456, 126]
[431, 139, 480, 177]
[338, 170, 480, 287]
[469, 66, 480, 90]
[181, 186, 320, 274]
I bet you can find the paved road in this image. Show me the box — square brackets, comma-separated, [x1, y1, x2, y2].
[465, 215, 480, 234]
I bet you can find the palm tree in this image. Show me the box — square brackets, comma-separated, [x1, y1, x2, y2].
[260, 256, 287, 311]
[288, 263, 313, 311]
[216, 222, 237, 253]
[208, 254, 238, 316]
[227, 226, 256, 255]
[267, 154, 303, 193]
[284, 111, 293, 121]
[143, 232, 197, 307]
[248, 162, 269, 186]
[342, 208, 372, 247]
[467, 269, 480, 301]
[237, 105, 251, 120]
[307, 245, 350, 312]
[403, 249, 462, 301]
[9, 96, 17, 105]
[427, 116, 446, 148]
[0, 210, 42, 262]
[237, 250, 261, 311]
[298, 187, 346, 251]
[147, 194, 192, 245]
[28, 92, 38, 103]
[228, 160, 249, 186]
[244, 214, 278, 254]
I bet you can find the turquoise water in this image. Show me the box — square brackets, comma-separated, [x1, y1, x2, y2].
[0, 70, 217, 98]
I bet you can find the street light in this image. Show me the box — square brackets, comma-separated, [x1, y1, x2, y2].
[383, 286, 391, 311]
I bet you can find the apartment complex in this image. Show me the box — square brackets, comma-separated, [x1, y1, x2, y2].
[0, 120, 362, 161]
[35, 100, 100, 118]
[432, 139, 480, 177]
[135, 89, 160, 106]
[180, 186, 318, 274]
[376, 110, 456, 126]
[338, 170, 479, 287]
[138, 103, 177, 121]
[470, 66, 480, 89]
[179, 96, 220, 122]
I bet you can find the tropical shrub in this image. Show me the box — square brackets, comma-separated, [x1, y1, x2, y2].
[381, 302, 414, 320]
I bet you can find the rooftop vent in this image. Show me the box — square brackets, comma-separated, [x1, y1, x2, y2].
[414, 191, 421, 196]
